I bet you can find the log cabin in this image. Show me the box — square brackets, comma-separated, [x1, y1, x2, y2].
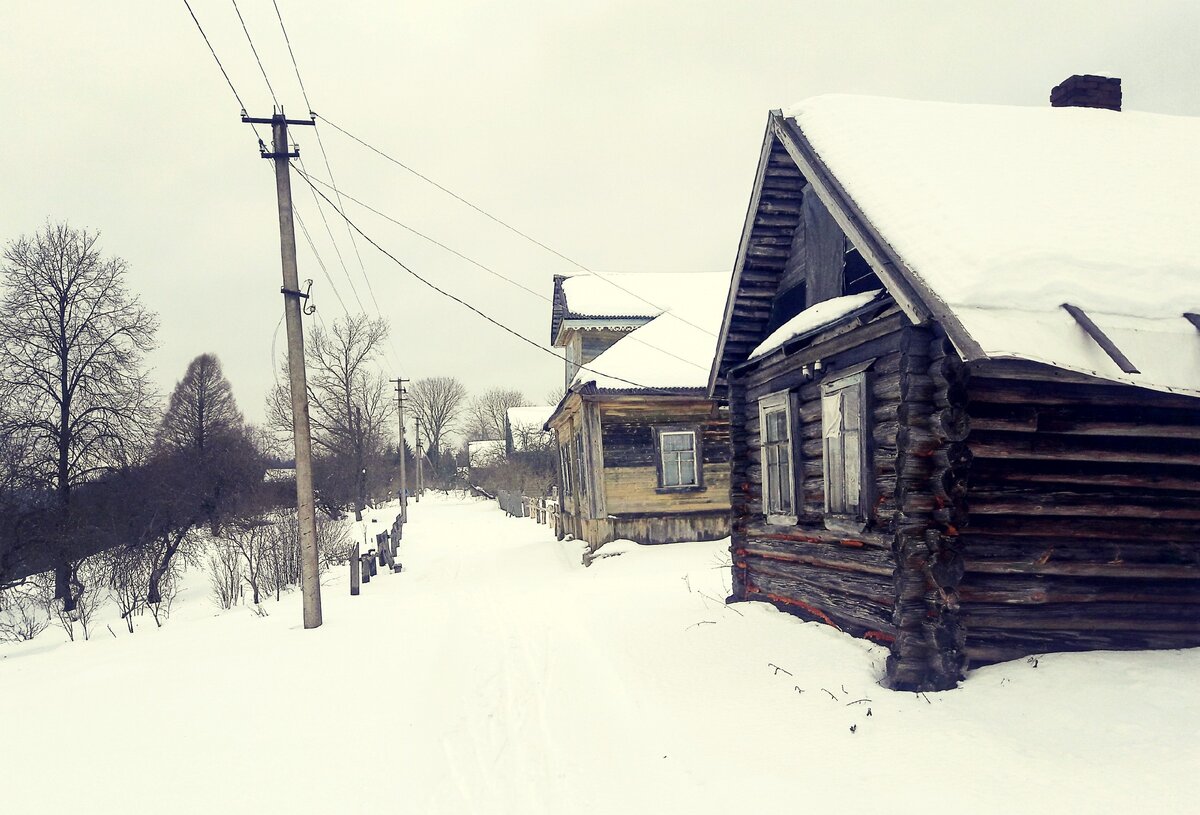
[709, 76, 1200, 690]
[546, 273, 732, 549]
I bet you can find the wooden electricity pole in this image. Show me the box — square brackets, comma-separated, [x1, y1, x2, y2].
[244, 110, 322, 629]
[391, 378, 409, 523]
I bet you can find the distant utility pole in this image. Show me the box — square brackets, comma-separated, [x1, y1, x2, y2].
[244, 109, 322, 630]
[414, 417, 424, 501]
[390, 378, 409, 522]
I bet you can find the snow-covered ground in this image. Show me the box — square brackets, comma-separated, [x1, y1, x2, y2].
[2, 494, 1197, 814]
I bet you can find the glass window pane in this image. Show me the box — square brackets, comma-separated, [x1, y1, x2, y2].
[664, 456, 680, 486]
[663, 432, 694, 452]
[766, 409, 788, 443]
[843, 386, 861, 427]
[823, 392, 842, 438]
[778, 447, 791, 512]
[679, 452, 697, 485]
[844, 429, 861, 508]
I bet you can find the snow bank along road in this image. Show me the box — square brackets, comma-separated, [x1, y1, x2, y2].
[2, 494, 1198, 814]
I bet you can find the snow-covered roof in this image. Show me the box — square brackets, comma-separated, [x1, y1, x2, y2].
[750, 290, 884, 361]
[785, 95, 1200, 396]
[559, 273, 708, 319]
[467, 439, 505, 468]
[573, 272, 729, 391]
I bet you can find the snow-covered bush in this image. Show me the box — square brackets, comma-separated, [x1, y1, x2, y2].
[208, 539, 242, 609]
[0, 585, 48, 642]
[37, 558, 106, 640]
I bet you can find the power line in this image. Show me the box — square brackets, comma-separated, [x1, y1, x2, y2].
[271, 0, 310, 105]
[230, 0, 279, 109]
[295, 155, 367, 313]
[293, 165, 697, 396]
[181, 0, 247, 114]
[298, 170, 708, 373]
[293, 206, 351, 316]
[313, 113, 719, 338]
[295, 153, 405, 374]
[303, 172, 549, 303]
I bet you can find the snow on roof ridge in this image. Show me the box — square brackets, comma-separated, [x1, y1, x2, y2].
[561, 271, 729, 319]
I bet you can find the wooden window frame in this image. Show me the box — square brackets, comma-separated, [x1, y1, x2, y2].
[574, 427, 588, 500]
[821, 367, 872, 532]
[653, 425, 703, 493]
[758, 390, 798, 525]
[559, 439, 573, 496]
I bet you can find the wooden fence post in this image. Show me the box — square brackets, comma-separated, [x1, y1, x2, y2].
[361, 553, 372, 584]
[350, 543, 361, 596]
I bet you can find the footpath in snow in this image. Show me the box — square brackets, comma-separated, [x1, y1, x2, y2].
[2, 493, 1197, 814]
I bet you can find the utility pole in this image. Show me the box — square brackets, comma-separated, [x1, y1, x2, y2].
[244, 109, 322, 629]
[414, 417, 424, 501]
[390, 378, 409, 523]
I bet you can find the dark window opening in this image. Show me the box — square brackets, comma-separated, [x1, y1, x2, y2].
[766, 281, 807, 333]
[843, 248, 881, 296]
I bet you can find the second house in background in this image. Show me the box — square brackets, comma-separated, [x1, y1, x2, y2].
[545, 273, 731, 549]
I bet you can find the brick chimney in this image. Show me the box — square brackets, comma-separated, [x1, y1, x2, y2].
[1050, 74, 1121, 111]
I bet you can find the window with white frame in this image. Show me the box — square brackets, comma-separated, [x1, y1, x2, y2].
[658, 430, 698, 488]
[759, 392, 795, 519]
[822, 371, 868, 518]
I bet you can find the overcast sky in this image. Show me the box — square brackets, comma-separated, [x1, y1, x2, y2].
[4, 1, 1198, 428]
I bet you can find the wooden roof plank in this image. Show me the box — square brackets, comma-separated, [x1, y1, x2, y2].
[1062, 303, 1141, 374]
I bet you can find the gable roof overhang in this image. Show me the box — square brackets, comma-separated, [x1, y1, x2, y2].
[708, 111, 985, 398]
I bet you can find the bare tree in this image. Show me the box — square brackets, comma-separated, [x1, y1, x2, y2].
[268, 315, 394, 520]
[409, 376, 467, 460]
[0, 222, 158, 610]
[464, 388, 527, 442]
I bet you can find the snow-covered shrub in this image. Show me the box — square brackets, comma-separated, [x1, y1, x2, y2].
[0, 585, 48, 642]
[107, 546, 152, 633]
[208, 539, 242, 609]
[37, 559, 106, 641]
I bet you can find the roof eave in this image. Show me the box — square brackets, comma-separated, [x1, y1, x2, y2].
[708, 111, 781, 399]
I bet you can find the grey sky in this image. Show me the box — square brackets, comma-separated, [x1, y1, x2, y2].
[4, 1, 1198, 428]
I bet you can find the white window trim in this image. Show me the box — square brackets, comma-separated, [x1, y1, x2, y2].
[658, 429, 699, 489]
[821, 369, 871, 531]
[759, 390, 797, 525]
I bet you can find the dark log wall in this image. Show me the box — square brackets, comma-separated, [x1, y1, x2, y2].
[730, 305, 912, 647]
[958, 364, 1200, 665]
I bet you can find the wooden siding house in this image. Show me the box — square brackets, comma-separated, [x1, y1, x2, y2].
[546, 273, 732, 549]
[710, 76, 1200, 690]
